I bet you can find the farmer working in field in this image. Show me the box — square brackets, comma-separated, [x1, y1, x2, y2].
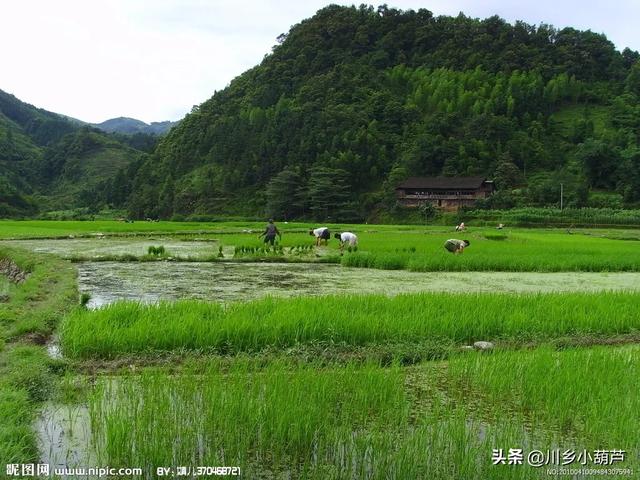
[259, 219, 281, 246]
[335, 232, 358, 253]
[444, 238, 470, 254]
[309, 226, 331, 246]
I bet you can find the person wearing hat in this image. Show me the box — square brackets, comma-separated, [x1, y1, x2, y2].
[259, 219, 281, 246]
[444, 238, 470, 254]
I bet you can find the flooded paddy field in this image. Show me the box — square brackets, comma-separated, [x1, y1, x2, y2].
[78, 260, 640, 308]
[0, 237, 222, 260]
[4, 223, 639, 478]
[36, 345, 640, 478]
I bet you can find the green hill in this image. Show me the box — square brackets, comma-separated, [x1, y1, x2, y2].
[0, 89, 147, 215]
[93, 117, 177, 136]
[122, 5, 640, 221]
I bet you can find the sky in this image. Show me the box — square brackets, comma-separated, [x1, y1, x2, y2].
[2, 1, 639, 124]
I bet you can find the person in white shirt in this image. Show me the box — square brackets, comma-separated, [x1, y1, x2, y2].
[309, 226, 331, 246]
[334, 232, 358, 252]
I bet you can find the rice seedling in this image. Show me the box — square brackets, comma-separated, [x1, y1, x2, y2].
[484, 233, 508, 240]
[89, 362, 413, 477]
[446, 346, 640, 455]
[146, 245, 165, 256]
[84, 345, 640, 479]
[60, 291, 640, 359]
[84, 361, 520, 479]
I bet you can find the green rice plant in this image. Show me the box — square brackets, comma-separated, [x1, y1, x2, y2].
[147, 245, 165, 256]
[85, 352, 636, 479]
[484, 233, 508, 240]
[447, 346, 640, 453]
[60, 292, 640, 359]
[89, 362, 411, 476]
[85, 361, 501, 478]
[79, 292, 91, 307]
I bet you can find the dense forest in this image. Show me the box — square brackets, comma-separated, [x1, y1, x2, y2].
[115, 4, 640, 221]
[3, 4, 640, 220]
[0, 90, 160, 216]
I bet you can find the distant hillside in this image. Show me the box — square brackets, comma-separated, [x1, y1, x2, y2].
[120, 4, 640, 221]
[0, 89, 146, 215]
[93, 117, 177, 136]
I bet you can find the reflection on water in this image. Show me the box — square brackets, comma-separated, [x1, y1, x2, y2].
[35, 403, 96, 471]
[78, 261, 640, 308]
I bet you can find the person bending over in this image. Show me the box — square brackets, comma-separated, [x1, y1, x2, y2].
[334, 232, 358, 253]
[444, 238, 469, 254]
[309, 226, 330, 246]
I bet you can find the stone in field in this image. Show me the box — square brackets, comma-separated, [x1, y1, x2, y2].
[473, 341, 494, 351]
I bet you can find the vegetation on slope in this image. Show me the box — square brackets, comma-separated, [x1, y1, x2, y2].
[0, 90, 151, 215]
[119, 5, 640, 220]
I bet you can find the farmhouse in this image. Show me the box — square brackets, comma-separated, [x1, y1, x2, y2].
[395, 176, 494, 211]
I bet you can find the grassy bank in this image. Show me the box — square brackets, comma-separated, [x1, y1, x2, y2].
[61, 292, 640, 359]
[0, 248, 76, 465]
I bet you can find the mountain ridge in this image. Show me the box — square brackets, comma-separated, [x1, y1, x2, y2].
[92, 117, 178, 136]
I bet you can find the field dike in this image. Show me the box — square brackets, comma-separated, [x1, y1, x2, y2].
[0, 247, 76, 467]
[0, 256, 30, 283]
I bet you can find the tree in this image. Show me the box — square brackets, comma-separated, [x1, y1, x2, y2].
[493, 154, 523, 190]
[382, 164, 408, 206]
[575, 139, 619, 189]
[306, 166, 351, 220]
[265, 168, 302, 219]
[625, 62, 640, 95]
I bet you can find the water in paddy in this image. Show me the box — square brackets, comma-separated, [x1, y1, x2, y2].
[35, 403, 97, 471]
[78, 261, 640, 308]
[0, 237, 222, 259]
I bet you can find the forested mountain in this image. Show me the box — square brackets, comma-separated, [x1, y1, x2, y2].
[0, 89, 148, 215]
[93, 117, 177, 136]
[118, 4, 640, 221]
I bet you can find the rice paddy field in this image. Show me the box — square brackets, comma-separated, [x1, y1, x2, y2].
[1, 220, 639, 479]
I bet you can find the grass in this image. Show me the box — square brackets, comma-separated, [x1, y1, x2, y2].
[0, 247, 77, 465]
[60, 292, 640, 359]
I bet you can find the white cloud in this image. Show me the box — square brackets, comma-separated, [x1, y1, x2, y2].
[2, 1, 638, 123]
